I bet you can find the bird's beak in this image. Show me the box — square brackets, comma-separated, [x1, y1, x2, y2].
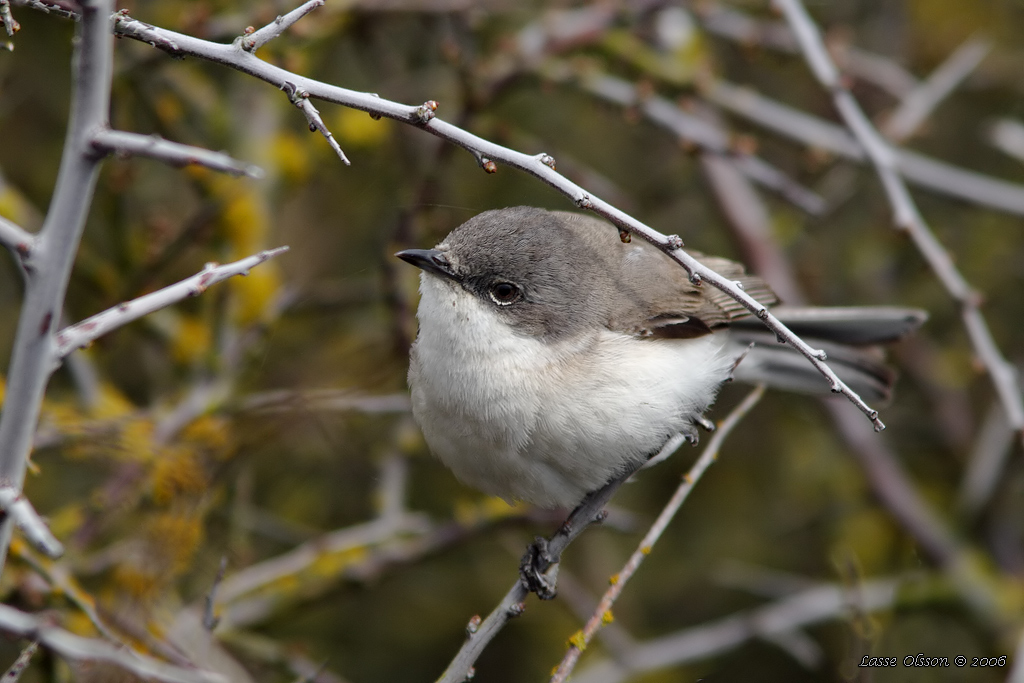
[395, 248, 459, 282]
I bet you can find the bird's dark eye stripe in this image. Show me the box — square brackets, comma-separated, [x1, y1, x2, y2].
[489, 282, 521, 305]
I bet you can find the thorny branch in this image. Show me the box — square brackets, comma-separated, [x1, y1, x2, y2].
[572, 578, 901, 683]
[71, 2, 888, 430]
[774, 0, 1024, 443]
[54, 247, 289, 358]
[550, 385, 765, 683]
[0, 602, 225, 683]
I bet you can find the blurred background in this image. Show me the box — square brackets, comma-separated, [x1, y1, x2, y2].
[1, 0, 1024, 681]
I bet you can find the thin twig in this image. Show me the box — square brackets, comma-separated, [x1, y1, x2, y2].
[0, 488, 62, 558]
[54, 247, 288, 359]
[203, 556, 228, 631]
[572, 578, 901, 683]
[0, 603, 225, 683]
[0, 216, 33, 264]
[706, 79, 1024, 216]
[283, 83, 351, 165]
[987, 118, 1024, 163]
[239, 0, 324, 53]
[238, 389, 411, 414]
[95, 7, 886, 431]
[882, 37, 990, 142]
[436, 464, 644, 683]
[775, 0, 1024, 443]
[1, 641, 37, 682]
[0, 0, 115, 580]
[0, 0, 18, 39]
[548, 63, 826, 214]
[550, 385, 765, 683]
[91, 129, 264, 178]
[694, 1, 920, 99]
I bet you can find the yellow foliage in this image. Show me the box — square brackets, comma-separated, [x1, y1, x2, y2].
[170, 315, 211, 365]
[63, 611, 99, 638]
[148, 513, 204, 574]
[46, 504, 85, 539]
[154, 92, 184, 127]
[833, 508, 896, 573]
[309, 546, 369, 579]
[270, 130, 314, 183]
[93, 383, 136, 420]
[182, 415, 232, 457]
[118, 418, 156, 461]
[222, 190, 268, 256]
[151, 449, 207, 505]
[335, 107, 392, 147]
[453, 496, 524, 526]
[231, 266, 281, 326]
[568, 629, 588, 651]
[113, 564, 162, 602]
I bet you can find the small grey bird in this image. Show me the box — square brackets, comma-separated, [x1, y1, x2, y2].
[398, 207, 924, 509]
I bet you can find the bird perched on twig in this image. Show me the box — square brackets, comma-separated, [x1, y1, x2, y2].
[397, 207, 925, 510]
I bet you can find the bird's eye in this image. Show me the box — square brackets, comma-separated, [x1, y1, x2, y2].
[489, 282, 521, 306]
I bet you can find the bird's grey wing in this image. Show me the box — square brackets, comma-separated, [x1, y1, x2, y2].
[552, 211, 778, 338]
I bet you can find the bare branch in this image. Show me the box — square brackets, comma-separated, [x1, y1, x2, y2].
[0, 603, 225, 683]
[283, 83, 351, 165]
[239, 389, 411, 414]
[1, 640, 38, 682]
[91, 129, 264, 178]
[707, 79, 1024, 216]
[239, 0, 324, 53]
[551, 385, 765, 683]
[549, 64, 826, 214]
[54, 247, 288, 359]
[0, 216, 33, 264]
[1008, 628, 1024, 683]
[958, 399, 1015, 515]
[882, 37, 991, 142]
[218, 513, 431, 628]
[0, 0, 17, 43]
[10, 0, 76, 20]
[987, 118, 1024, 163]
[0, 488, 62, 558]
[693, 1, 919, 98]
[99, 7, 886, 430]
[573, 578, 900, 683]
[775, 0, 1024, 441]
[0, 0, 115, 579]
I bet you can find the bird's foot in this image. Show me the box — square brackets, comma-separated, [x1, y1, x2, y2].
[519, 536, 559, 600]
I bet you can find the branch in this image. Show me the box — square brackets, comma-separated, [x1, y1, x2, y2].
[0, 488, 62, 558]
[54, 247, 288, 359]
[238, 389, 411, 415]
[775, 0, 1024, 442]
[2, 641, 38, 682]
[881, 37, 990, 142]
[547, 63, 826, 214]
[0, 0, 18, 40]
[550, 385, 765, 683]
[0, 603, 226, 683]
[98, 6, 885, 431]
[694, 1, 920, 99]
[239, 0, 324, 53]
[987, 118, 1024, 163]
[0, 216, 33, 264]
[282, 82, 351, 165]
[0, 0, 115, 579]
[91, 129, 264, 178]
[706, 79, 1024, 217]
[572, 578, 901, 683]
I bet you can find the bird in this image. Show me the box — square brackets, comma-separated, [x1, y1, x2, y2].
[397, 206, 925, 510]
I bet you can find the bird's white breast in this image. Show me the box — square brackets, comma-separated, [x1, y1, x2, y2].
[409, 274, 734, 508]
